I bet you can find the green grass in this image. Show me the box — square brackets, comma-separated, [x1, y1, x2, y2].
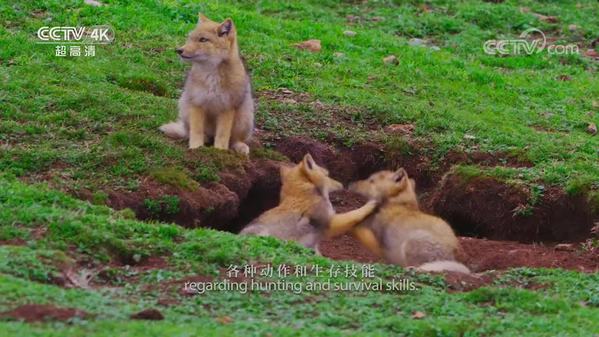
[1, 0, 598, 335]
[0, 0, 597, 194]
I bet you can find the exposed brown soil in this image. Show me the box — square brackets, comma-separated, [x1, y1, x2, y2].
[100, 159, 282, 231]
[130, 308, 164, 320]
[319, 234, 599, 273]
[0, 238, 26, 246]
[0, 304, 88, 323]
[430, 174, 594, 242]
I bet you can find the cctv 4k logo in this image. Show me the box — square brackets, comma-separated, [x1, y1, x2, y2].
[37, 25, 115, 44]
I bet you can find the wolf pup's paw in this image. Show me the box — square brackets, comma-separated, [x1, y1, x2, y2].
[231, 142, 250, 156]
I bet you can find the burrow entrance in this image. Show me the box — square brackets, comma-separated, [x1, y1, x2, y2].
[106, 136, 596, 245]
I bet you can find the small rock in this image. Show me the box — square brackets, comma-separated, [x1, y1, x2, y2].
[384, 124, 415, 135]
[584, 49, 599, 58]
[346, 15, 360, 23]
[281, 98, 297, 105]
[343, 30, 356, 37]
[533, 13, 559, 23]
[383, 55, 398, 65]
[411, 311, 426, 319]
[430, 46, 441, 51]
[281, 88, 293, 95]
[294, 39, 321, 52]
[408, 38, 426, 47]
[130, 309, 164, 320]
[371, 16, 384, 22]
[333, 52, 345, 58]
[216, 315, 234, 324]
[557, 75, 571, 81]
[463, 134, 476, 140]
[84, 0, 103, 6]
[568, 24, 578, 32]
[419, 4, 432, 13]
[554, 243, 575, 252]
[587, 123, 597, 136]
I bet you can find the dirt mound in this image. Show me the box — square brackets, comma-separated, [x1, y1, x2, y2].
[429, 173, 594, 242]
[320, 235, 599, 272]
[130, 308, 164, 320]
[0, 304, 88, 323]
[74, 135, 596, 244]
[105, 159, 281, 230]
[275, 136, 388, 183]
[459, 237, 598, 272]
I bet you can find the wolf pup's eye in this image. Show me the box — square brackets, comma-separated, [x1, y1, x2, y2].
[198, 37, 209, 42]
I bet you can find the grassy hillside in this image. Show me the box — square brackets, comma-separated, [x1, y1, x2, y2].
[1, 0, 598, 335]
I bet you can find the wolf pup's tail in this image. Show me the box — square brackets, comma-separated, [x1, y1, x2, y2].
[418, 260, 470, 274]
[159, 120, 187, 139]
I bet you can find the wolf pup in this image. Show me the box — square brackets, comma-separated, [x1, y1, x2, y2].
[349, 169, 470, 273]
[240, 154, 378, 254]
[160, 14, 253, 155]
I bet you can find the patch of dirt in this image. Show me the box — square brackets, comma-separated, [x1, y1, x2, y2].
[275, 136, 389, 184]
[320, 234, 380, 264]
[459, 237, 598, 272]
[0, 238, 26, 246]
[0, 304, 88, 323]
[130, 308, 164, 320]
[319, 235, 599, 273]
[103, 159, 282, 230]
[429, 174, 594, 242]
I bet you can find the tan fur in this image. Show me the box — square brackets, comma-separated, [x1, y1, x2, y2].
[240, 154, 377, 253]
[349, 169, 470, 273]
[159, 14, 253, 155]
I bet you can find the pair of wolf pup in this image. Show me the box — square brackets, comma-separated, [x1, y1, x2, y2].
[241, 154, 470, 274]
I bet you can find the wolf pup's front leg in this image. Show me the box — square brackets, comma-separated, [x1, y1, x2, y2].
[214, 109, 235, 150]
[325, 200, 378, 238]
[352, 226, 384, 257]
[188, 105, 206, 149]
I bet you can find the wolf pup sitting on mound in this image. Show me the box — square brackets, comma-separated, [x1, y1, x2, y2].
[349, 168, 470, 273]
[160, 14, 253, 155]
[241, 154, 378, 254]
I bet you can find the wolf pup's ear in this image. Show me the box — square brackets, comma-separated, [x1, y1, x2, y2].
[393, 168, 407, 183]
[198, 13, 210, 24]
[302, 153, 316, 171]
[218, 19, 234, 37]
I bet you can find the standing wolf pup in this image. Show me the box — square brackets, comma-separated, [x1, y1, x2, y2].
[241, 154, 378, 254]
[349, 168, 470, 273]
[160, 14, 253, 155]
